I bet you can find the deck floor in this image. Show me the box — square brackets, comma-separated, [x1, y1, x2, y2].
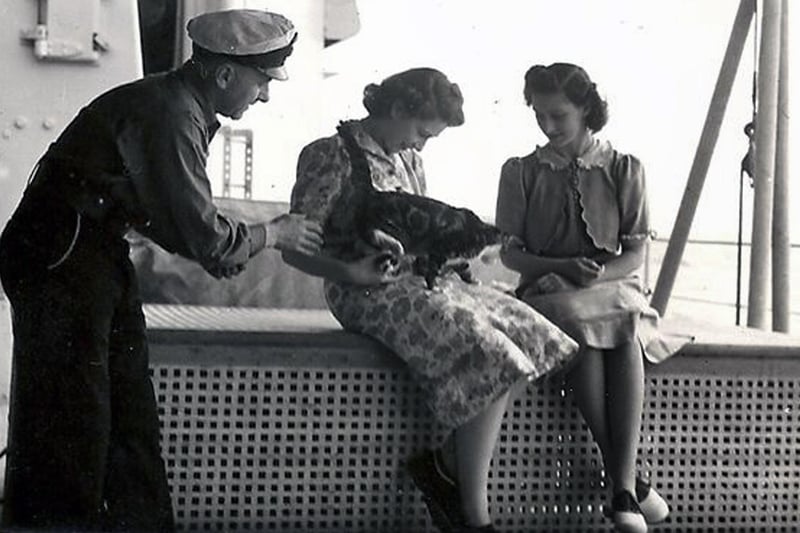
[143, 303, 800, 356]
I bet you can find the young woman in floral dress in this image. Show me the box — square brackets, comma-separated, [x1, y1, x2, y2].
[284, 67, 578, 533]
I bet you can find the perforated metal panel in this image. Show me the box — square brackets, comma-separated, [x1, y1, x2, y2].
[146, 307, 800, 532]
[156, 365, 430, 532]
[635, 359, 800, 533]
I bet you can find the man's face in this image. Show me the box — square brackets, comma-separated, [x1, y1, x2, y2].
[216, 62, 272, 119]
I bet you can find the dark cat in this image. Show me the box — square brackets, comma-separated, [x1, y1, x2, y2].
[337, 122, 502, 289]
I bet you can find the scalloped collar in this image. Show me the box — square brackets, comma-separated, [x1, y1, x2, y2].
[534, 138, 615, 171]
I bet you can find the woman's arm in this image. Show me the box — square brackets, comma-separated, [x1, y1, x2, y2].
[495, 158, 590, 283]
[287, 135, 392, 286]
[594, 239, 646, 282]
[600, 152, 648, 282]
[501, 244, 606, 287]
[501, 239, 646, 287]
[282, 250, 402, 286]
[499, 243, 567, 280]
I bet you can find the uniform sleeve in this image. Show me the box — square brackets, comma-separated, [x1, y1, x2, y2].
[614, 153, 650, 243]
[495, 157, 528, 248]
[290, 136, 350, 224]
[119, 113, 258, 276]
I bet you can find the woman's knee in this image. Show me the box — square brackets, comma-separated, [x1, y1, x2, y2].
[606, 340, 644, 369]
[568, 346, 602, 374]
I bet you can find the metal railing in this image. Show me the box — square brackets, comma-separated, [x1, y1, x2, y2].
[645, 237, 799, 332]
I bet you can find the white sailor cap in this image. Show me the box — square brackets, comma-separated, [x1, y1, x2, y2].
[187, 9, 297, 81]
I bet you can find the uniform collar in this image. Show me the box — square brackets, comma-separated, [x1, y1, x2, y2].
[177, 61, 221, 133]
[535, 138, 614, 171]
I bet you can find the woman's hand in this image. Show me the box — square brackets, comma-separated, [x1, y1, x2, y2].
[441, 258, 478, 284]
[533, 272, 575, 294]
[366, 228, 405, 257]
[560, 257, 604, 287]
[346, 252, 407, 286]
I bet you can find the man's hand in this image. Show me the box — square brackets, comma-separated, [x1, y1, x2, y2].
[267, 214, 323, 255]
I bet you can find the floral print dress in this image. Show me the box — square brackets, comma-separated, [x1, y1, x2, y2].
[496, 140, 689, 363]
[290, 120, 578, 429]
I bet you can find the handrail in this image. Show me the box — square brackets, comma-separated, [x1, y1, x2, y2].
[651, 236, 800, 248]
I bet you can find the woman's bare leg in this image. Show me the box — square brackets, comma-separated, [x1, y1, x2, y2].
[566, 348, 612, 468]
[604, 341, 644, 494]
[439, 392, 510, 526]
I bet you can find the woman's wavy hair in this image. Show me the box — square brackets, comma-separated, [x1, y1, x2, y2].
[523, 63, 608, 132]
[362, 68, 465, 127]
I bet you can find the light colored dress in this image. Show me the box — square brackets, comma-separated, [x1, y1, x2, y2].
[496, 140, 686, 363]
[290, 120, 579, 429]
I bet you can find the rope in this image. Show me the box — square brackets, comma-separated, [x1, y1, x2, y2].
[735, 0, 759, 325]
[47, 212, 81, 270]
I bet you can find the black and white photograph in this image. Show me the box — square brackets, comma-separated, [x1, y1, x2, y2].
[0, 1, 798, 531]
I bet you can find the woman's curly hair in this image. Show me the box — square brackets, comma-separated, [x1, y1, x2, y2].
[523, 63, 608, 132]
[363, 68, 465, 127]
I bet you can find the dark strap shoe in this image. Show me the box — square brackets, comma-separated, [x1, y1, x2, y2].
[407, 448, 465, 532]
[457, 524, 499, 533]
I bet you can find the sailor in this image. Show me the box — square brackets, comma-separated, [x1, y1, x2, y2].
[0, 9, 321, 531]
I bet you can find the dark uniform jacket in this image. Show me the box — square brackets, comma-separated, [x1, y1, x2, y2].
[39, 61, 265, 276]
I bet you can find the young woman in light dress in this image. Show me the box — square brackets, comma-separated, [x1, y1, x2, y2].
[495, 62, 681, 533]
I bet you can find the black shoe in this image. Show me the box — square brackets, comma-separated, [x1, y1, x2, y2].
[610, 490, 647, 533]
[457, 524, 498, 533]
[407, 449, 465, 532]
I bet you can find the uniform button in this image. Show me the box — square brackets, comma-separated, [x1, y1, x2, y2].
[97, 197, 105, 206]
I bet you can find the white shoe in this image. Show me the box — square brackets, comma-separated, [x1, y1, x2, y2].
[636, 478, 670, 524]
[611, 491, 648, 533]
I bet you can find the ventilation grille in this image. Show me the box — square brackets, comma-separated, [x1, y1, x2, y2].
[151, 353, 800, 532]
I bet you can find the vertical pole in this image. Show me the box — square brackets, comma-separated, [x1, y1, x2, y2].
[643, 240, 651, 294]
[772, 0, 791, 332]
[748, 0, 782, 329]
[651, 0, 755, 316]
[736, 166, 745, 325]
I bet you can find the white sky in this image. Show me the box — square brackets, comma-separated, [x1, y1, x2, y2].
[261, 0, 798, 245]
